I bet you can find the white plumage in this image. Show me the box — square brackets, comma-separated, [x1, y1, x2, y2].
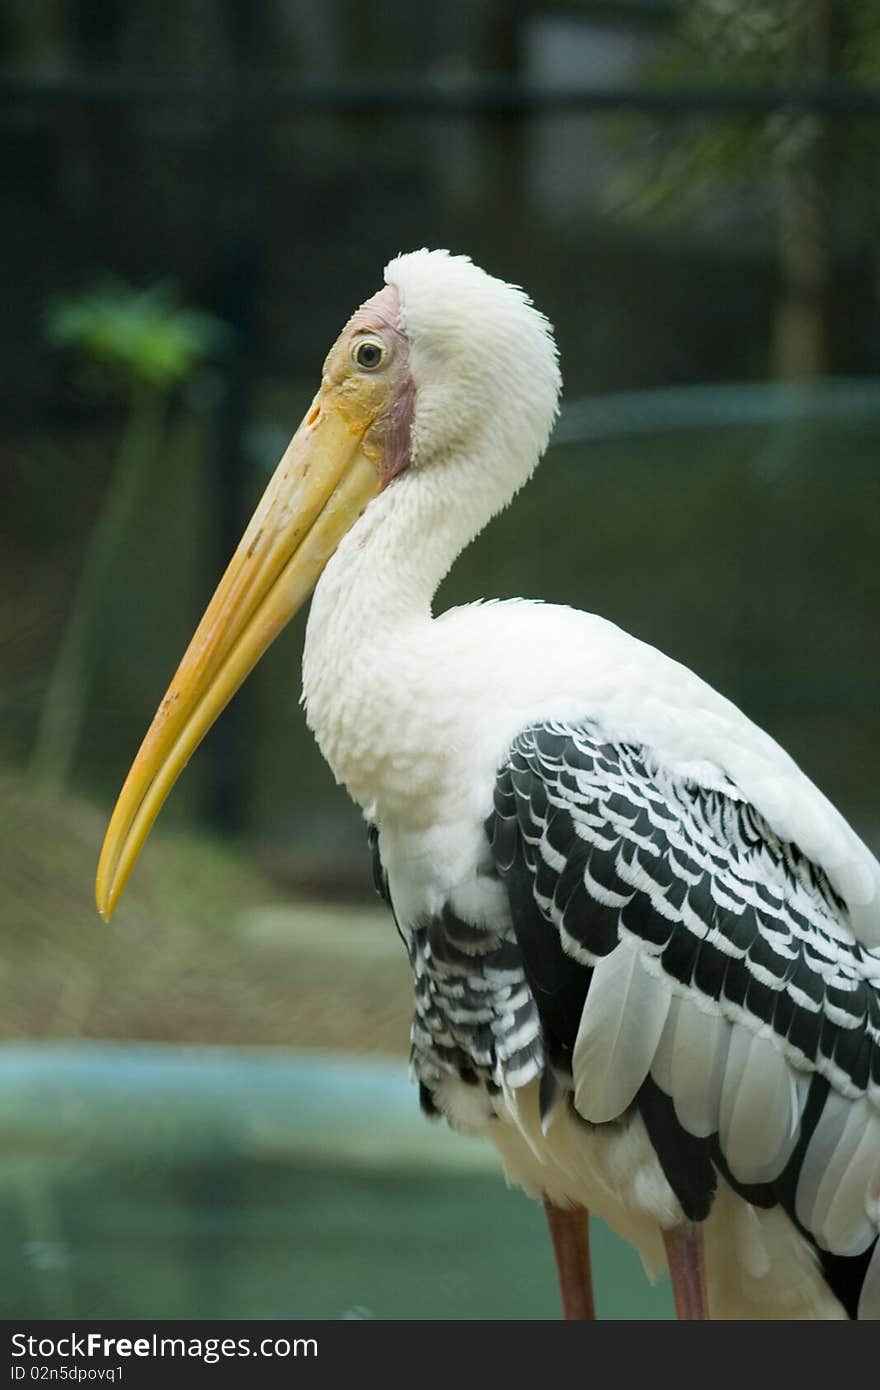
[573, 939, 671, 1123]
[301, 250, 880, 1319]
[100, 248, 879, 1319]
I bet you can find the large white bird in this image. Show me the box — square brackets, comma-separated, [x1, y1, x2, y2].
[97, 250, 880, 1320]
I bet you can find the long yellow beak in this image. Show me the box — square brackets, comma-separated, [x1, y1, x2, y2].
[95, 389, 380, 920]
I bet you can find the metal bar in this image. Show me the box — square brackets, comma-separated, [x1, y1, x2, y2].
[2, 74, 880, 116]
[552, 377, 880, 445]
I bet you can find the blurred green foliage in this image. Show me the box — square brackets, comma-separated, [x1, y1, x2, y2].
[30, 280, 229, 791]
[44, 279, 229, 391]
[609, 0, 880, 220]
[606, 1, 880, 379]
[847, 0, 880, 79]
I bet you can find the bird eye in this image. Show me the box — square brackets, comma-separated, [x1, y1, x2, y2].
[352, 337, 386, 371]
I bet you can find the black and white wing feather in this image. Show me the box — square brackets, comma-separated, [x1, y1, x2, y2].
[488, 720, 880, 1314]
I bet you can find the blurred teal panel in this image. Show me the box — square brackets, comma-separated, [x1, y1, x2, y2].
[0, 1043, 672, 1320]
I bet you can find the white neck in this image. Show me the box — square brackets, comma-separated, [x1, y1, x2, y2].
[302, 444, 518, 819]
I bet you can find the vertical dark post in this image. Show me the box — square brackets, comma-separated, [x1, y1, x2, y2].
[207, 0, 265, 834]
[771, 0, 837, 381]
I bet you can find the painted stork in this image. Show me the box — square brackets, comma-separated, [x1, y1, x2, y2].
[96, 250, 880, 1320]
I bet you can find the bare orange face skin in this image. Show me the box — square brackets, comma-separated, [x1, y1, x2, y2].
[95, 280, 414, 920]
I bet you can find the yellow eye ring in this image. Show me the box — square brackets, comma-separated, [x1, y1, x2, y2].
[351, 336, 386, 371]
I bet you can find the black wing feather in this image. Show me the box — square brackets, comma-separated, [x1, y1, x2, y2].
[487, 719, 880, 1314]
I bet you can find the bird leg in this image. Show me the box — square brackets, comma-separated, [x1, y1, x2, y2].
[663, 1223, 709, 1320]
[543, 1200, 596, 1320]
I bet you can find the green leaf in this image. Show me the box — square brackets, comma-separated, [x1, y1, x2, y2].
[44, 277, 231, 390]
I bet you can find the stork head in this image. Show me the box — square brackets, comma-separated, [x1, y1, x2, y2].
[387, 249, 560, 478]
[95, 251, 560, 918]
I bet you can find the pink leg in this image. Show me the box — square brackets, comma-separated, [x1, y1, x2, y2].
[544, 1200, 596, 1320]
[663, 1224, 709, 1320]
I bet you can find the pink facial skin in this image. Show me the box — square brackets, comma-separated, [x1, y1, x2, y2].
[352, 284, 416, 490]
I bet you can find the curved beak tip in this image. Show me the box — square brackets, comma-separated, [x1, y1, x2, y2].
[94, 394, 382, 918]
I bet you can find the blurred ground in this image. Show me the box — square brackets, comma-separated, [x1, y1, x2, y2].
[0, 764, 411, 1054]
[0, 774, 677, 1320]
[0, 1044, 674, 1319]
[0, 774, 676, 1321]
